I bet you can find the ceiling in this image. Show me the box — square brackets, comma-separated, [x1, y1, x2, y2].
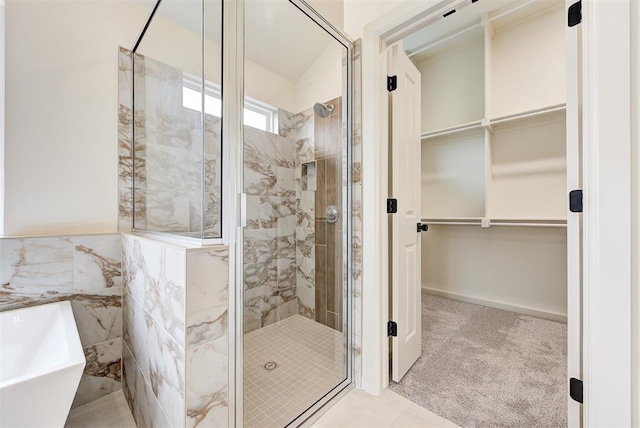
[403, 0, 564, 62]
[137, 0, 343, 82]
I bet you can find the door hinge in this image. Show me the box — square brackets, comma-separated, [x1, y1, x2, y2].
[569, 378, 583, 404]
[569, 189, 583, 213]
[387, 75, 397, 92]
[568, 1, 582, 27]
[417, 223, 429, 233]
[387, 320, 398, 337]
[387, 198, 398, 214]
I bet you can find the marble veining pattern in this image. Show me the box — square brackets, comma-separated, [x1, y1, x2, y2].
[186, 248, 229, 348]
[186, 336, 228, 427]
[243, 115, 301, 331]
[118, 48, 222, 238]
[122, 235, 229, 427]
[0, 233, 124, 407]
[74, 338, 123, 408]
[1, 237, 75, 295]
[351, 38, 363, 387]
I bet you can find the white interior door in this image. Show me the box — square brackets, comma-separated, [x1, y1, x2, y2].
[388, 42, 423, 382]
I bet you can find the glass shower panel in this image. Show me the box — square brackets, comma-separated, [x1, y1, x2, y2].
[132, 0, 222, 239]
[242, 1, 349, 426]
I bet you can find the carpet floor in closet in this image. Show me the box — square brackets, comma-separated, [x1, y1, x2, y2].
[389, 292, 567, 428]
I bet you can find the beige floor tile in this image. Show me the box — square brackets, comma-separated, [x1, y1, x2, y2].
[312, 388, 458, 428]
[390, 409, 456, 428]
[65, 390, 135, 428]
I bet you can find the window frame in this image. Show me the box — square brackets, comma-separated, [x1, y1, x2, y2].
[182, 72, 278, 133]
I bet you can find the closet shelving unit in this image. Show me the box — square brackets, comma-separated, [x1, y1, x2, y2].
[415, 0, 567, 229]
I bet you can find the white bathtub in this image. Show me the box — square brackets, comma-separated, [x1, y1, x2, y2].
[0, 301, 86, 427]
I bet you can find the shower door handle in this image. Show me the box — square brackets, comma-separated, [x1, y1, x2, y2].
[325, 205, 340, 224]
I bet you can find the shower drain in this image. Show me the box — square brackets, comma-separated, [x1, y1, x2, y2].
[263, 361, 278, 371]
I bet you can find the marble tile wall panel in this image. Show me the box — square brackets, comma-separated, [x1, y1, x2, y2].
[122, 235, 229, 427]
[123, 325, 174, 428]
[185, 335, 228, 427]
[290, 108, 318, 325]
[278, 109, 297, 140]
[118, 47, 134, 232]
[296, 227, 315, 319]
[186, 248, 229, 348]
[122, 341, 138, 420]
[243, 122, 299, 333]
[73, 235, 123, 291]
[118, 48, 222, 238]
[73, 338, 123, 407]
[294, 109, 315, 166]
[1, 237, 74, 295]
[244, 126, 295, 168]
[0, 234, 124, 406]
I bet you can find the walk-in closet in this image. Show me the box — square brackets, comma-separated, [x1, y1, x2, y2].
[388, 1, 577, 426]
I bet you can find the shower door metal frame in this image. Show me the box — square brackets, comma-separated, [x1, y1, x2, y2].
[228, 0, 356, 426]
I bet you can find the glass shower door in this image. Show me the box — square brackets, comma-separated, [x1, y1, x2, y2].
[241, 0, 351, 425]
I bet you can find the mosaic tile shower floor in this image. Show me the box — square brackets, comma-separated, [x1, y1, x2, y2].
[244, 315, 346, 427]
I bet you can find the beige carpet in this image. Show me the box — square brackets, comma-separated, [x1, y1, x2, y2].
[390, 293, 567, 428]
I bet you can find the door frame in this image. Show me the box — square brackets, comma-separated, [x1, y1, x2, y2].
[360, 0, 635, 426]
[227, 0, 357, 426]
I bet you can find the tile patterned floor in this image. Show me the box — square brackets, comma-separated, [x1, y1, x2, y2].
[64, 367, 458, 428]
[244, 315, 346, 427]
[311, 388, 459, 428]
[65, 390, 136, 428]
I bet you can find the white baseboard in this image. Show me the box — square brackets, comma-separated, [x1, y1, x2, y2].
[422, 286, 568, 323]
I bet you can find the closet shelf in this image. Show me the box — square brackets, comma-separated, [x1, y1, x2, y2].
[421, 120, 485, 140]
[421, 217, 567, 228]
[489, 103, 566, 127]
[420, 104, 566, 141]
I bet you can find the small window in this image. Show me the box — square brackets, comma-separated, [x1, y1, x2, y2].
[182, 73, 277, 133]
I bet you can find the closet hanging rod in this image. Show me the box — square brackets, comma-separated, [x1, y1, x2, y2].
[489, 103, 566, 126]
[407, 23, 483, 59]
[421, 221, 481, 226]
[421, 220, 567, 227]
[421, 120, 484, 140]
[490, 222, 567, 228]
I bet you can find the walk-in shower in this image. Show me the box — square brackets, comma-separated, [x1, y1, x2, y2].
[127, 0, 353, 425]
[242, 1, 352, 424]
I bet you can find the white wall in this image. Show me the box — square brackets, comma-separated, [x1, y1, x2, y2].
[422, 226, 568, 320]
[0, 0, 4, 235]
[344, 0, 423, 40]
[138, 12, 298, 112]
[292, 42, 343, 114]
[2, 0, 317, 236]
[4, 0, 151, 236]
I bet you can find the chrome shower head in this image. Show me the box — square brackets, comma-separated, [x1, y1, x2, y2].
[313, 102, 335, 119]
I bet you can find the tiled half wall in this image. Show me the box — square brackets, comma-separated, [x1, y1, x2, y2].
[122, 234, 229, 427]
[0, 234, 124, 407]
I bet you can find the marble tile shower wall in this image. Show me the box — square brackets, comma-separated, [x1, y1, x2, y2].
[118, 48, 221, 237]
[243, 121, 300, 333]
[0, 234, 123, 407]
[289, 108, 317, 321]
[351, 39, 363, 388]
[118, 40, 364, 387]
[122, 234, 229, 427]
[243, 98, 345, 334]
